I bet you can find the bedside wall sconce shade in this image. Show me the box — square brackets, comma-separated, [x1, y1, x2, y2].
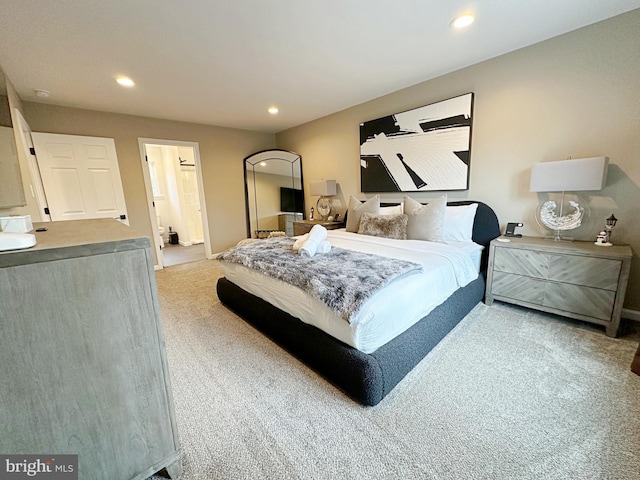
[310, 180, 337, 220]
[529, 156, 608, 240]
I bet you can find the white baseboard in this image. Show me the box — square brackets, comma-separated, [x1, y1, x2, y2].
[622, 308, 640, 322]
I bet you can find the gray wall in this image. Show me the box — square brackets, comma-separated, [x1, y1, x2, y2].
[21, 103, 275, 259]
[276, 10, 640, 312]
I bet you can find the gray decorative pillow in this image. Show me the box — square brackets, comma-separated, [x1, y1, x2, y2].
[403, 195, 447, 242]
[345, 195, 380, 232]
[357, 213, 408, 240]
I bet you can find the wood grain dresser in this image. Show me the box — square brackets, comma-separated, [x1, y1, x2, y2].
[485, 236, 632, 336]
[0, 219, 181, 479]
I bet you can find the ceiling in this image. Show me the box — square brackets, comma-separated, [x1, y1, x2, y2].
[1, 1, 639, 133]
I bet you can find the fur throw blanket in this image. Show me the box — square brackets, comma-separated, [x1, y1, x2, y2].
[218, 237, 423, 322]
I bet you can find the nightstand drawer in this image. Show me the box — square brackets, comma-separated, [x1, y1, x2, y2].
[544, 283, 615, 321]
[495, 248, 621, 290]
[494, 248, 548, 278]
[293, 221, 344, 236]
[491, 272, 545, 305]
[548, 255, 620, 290]
[492, 271, 616, 321]
[293, 222, 313, 235]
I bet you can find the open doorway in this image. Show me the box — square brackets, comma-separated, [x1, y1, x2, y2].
[139, 138, 211, 269]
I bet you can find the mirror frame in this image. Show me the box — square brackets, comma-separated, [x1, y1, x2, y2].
[243, 149, 304, 238]
[0, 64, 27, 209]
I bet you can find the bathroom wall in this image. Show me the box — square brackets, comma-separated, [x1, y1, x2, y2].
[176, 146, 204, 244]
[145, 145, 171, 243]
[146, 143, 204, 246]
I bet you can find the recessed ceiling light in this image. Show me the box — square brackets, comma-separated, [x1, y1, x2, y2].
[116, 76, 135, 87]
[450, 13, 475, 29]
[268, 106, 279, 115]
[34, 89, 50, 98]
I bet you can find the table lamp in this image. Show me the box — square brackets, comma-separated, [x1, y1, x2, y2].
[529, 156, 608, 241]
[310, 180, 337, 220]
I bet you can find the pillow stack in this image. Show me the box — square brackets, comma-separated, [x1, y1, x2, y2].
[344, 194, 478, 243]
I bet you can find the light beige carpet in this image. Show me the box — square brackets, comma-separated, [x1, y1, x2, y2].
[151, 259, 640, 480]
[162, 243, 206, 267]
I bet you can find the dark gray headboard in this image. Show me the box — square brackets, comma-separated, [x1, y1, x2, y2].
[445, 201, 500, 249]
[446, 201, 500, 272]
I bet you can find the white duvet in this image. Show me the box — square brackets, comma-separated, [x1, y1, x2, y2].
[221, 229, 482, 354]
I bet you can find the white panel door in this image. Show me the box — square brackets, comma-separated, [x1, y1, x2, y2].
[13, 109, 50, 222]
[31, 133, 128, 224]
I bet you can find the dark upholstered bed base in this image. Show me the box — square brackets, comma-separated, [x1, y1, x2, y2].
[216, 274, 485, 406]
[217, 201, 499, 406]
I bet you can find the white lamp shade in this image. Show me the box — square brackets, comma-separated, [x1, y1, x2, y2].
[529, 157, 608, 192]
[310, 180, 337, 196]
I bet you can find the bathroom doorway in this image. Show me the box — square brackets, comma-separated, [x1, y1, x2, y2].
[139, 138, 211, 269]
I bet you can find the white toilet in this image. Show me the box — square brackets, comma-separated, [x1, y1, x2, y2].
[157, 215, 166, 245]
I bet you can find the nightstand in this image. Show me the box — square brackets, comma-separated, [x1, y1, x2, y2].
[485, 236, 632, 337]
[293, 220, 345, 236]
[278, 213, 303, 236]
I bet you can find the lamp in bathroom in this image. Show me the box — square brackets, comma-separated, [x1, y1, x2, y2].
[310, 180, 337, 220]
[529, 156, 608, 241]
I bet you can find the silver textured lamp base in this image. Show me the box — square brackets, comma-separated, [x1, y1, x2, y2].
[316, 197, 332, 220]
[535, 193, 586, 242]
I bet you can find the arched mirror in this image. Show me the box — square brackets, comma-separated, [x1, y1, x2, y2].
[244, 149, 305, 238]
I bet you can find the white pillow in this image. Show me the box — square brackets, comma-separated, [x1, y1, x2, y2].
[379, 204, 403, 215]
[403, 195, 447, 242]
[444, 204, 478, 242]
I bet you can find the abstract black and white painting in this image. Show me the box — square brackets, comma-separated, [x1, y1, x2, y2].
[360, 93, 473, 192]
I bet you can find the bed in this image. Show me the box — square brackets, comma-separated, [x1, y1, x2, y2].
[217, 200, 500, 406]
